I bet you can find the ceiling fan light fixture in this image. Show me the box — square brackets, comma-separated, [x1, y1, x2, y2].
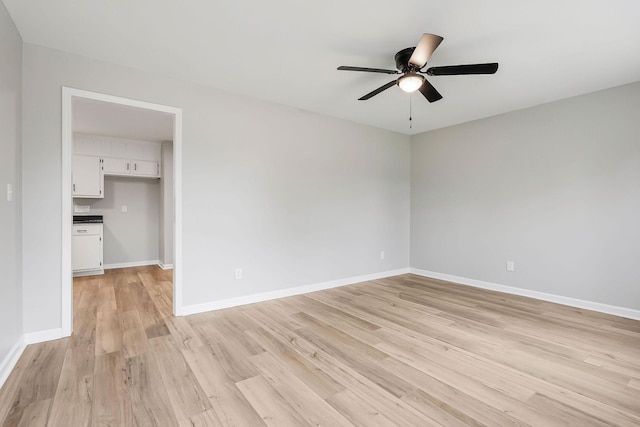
[398, 74, 424, 93]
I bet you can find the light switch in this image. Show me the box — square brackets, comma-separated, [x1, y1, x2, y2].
[6, 184, 12, 202]
[121, 205, 128, 213]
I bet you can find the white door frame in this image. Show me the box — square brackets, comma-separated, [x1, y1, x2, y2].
[61, 87, 183, 336]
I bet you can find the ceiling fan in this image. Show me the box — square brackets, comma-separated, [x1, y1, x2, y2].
[337, 33, 498, 103]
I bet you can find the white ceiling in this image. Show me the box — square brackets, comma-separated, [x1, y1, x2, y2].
[73, 97, 174, 142]
[5, 0, 640, 135]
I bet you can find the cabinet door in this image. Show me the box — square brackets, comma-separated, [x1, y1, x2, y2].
[131, 160, 160, 177]
[102, 157, 131, 175]
[72, 234, 103, 271]
[72, 155, 103, 198]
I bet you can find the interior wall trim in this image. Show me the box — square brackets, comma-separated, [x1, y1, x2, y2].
[23, 328, 64, 345]
[410, 268, 640, 321]
[0, 338, 26, 390]
[103, 260, 162, 270]
[180, 268, 411, 316]
[62, 87, 183, 336]
[158, 262, 174, 270]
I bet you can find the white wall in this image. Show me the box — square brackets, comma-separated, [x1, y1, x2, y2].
[0, 1, 23, 373]
[411, 81, 640, 311]
[21, 44, 410, 333]
[76, 176, 160, 266]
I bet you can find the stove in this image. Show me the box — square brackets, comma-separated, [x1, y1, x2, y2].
[73, 215, 103, 224]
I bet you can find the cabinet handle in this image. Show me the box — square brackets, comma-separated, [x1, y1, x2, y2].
[134, 163, 137, 171]
[77, 229, 88, 233]
[73, 183, 76, 192]
[127, 162, 130, 171]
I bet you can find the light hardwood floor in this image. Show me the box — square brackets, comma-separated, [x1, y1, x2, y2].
[1, 266, 639, 426]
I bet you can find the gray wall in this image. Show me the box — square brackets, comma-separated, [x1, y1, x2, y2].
[21, 44, 411, 333]
[77, 177, 160, 266]
[0, 2, 22, 365]
[411, 81, 640, 310]
[159, 140, 174, 267]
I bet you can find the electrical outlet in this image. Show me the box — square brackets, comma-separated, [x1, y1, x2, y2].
[506, 261, 515, 272]
[121, 205, 128, 213]
[380, 251, 385, 260]
[6, 184, 12, 202]
[235, 268, 242, 280]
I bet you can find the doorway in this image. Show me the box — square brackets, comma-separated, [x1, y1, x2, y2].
[61, 88, 183, 336]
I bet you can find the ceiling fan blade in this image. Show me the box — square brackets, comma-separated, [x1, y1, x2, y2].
[408, 33, 444, 68]
[426, 63, 499, 76]
[358, 80, 398, 100]
[338, 66, 399, 75]
[418, 78, 443, 103]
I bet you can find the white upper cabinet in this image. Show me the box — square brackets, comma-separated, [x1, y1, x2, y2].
[102, 157, 130, 175]
[131, 160, 160, 177]
[72, 155, 103, 198]
[74, 134, 161, 178]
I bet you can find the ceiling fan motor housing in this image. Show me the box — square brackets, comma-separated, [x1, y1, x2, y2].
[395, 47, 418, 71]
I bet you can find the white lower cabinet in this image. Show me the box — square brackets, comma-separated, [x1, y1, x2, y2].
[72, 224, 104, 275]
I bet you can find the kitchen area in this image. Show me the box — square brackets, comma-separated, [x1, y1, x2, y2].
[71, 98, 175, 277]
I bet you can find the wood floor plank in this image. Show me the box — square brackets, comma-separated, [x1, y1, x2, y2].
[188, 314, 262, 383]
[2, 269, 639, 426]
[71, 281, 98, 348]
[0, 345, 34, 425]
[326, 390, 400, 427]
[1, 339, 68, 426]
[47, 344, 94, 427]
[120, 309, 149, 359]
[97, 284, 117, 313]
[249, 351, 355, 427]
[92, 351, 132, 427]
[236, 374, 311, 427]
[244, 326, 346, 399]
[95, 308, 122, 355]
[14, 398, 50, 427]
[149, 335, 212, 423]
[125, 352, 178, 427]
[180, 345, 267, 426]
[178, 409, 224, 427]
[286, 332, 438, 427]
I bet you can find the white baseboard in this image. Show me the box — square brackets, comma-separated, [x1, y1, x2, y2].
[410, 268, 640, 321]
[0, 337, 26, 389]
[178, 268, 411, 316]
[23, 328, 65, 345]
[104, 260, 161, 270]
[158, 262, 173, 270]
[73, 268, 104, 277]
